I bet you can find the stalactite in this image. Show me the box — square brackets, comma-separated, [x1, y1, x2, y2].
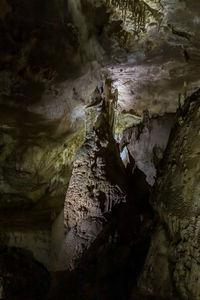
[107, 0, 148, 33]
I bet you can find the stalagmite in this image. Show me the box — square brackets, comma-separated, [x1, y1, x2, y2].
[53, 81, 127, 270]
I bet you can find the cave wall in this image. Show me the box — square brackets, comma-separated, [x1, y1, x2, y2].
[120, 112, 175, 185]
[139, 89, 200, 300]
[0, 0, 200, 299]
[0, 244, 50, 300]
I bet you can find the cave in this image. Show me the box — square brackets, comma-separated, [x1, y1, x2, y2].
[0, 0, 200, 299]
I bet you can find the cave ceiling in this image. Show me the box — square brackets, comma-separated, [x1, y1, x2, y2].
[1, 0, 200, 121]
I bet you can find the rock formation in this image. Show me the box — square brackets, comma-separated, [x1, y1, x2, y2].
[63, 82, 127, 270]
[0, 0, 200, 299]
[139, 89, 200, 300]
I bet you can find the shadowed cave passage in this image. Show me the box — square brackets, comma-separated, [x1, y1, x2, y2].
[1, 0, 200, 299]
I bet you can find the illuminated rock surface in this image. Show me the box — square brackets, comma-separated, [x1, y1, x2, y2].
[139, 89, 200, 300]
[0, 0, 200, 299]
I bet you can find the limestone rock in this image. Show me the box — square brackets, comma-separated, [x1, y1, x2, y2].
[139, 89, 200, 300]
[120, 113, 175, 185]
[62, 83, 127, 270]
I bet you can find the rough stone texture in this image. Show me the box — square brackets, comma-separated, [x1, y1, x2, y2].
[1, 0, 200, 228]
[1, 0, 200, 298]
[138, 225, 173, 298]
[53, 83, 127, 271]
[0, 0, 100, 238]
[0, 0, 200, 213]
[47, 163, 154, 300]
[139, 89, 200, 300]
[107, 0, 200, 116]
[0, 127, 84, 210]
